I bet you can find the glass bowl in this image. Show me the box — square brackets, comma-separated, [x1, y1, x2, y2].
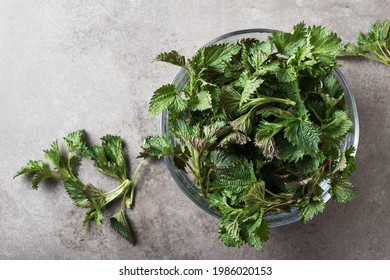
[161, 29, 359, 227]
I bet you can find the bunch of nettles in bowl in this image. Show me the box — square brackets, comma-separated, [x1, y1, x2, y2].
[141, 23, 357, 251]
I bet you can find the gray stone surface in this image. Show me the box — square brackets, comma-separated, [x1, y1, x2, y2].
[1, 0, 389, 259]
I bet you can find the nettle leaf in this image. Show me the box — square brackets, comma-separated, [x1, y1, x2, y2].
[208, 149, 240, 170]
[83, 208, 104, 227]
[287, 43, 314, 66]
[215, 161, 257, 193]
[170, 119, 200, 145]
[244, 182, 266, 210]
[277, 136, 306, 162]
[219, 130, 248, 147]
[296, 153, 325, 176]
[271, 22, 307, 57]
[241, 212, 269, 251]
[83, 184, 106, 210]
[30, 166, 53, 190]
[219, 221, 244, 247]
[148, 84, 187, 117]
[298, 196, 325, 224]
[84, 135, 127, 182]
[14, 160, 52, 182]
[63, 130, 87, 153]
[110, 211, 135, 245]
[342, 146, 357, 177]
[203, 121, 230, 140]
[248, 40, 273, 70]
[308, 25, 342, 66]
[44, 140, 66, 170]
[220, 85, 242, 117]
[154, 50, 186, 68]
[321, 110, 353, 141]
[255, 120, 285, 159]
[230, 112, 253, 134]
[254, 60, 281, 76]
[139, 135, 172, 159]
[330, 176, 357, 203]
[202, 43, 241, 72]
[238, 72, 263, 106]
[64, 180, 90, 208]
[323, 74, 344, 99]
[189, 90, 212, 111]
[284, 118, 320, 157]
[276, 65, 297, 83]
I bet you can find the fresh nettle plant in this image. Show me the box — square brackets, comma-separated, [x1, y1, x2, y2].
[14, 131, 152, 244]
[344, 19, 390, 67]
[141, 22, 358, 251]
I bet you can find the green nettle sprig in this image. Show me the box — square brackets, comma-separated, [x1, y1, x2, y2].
[344, 19, 390, 67]
[14, 130, 164, 244]
[141, 22, 358, 251]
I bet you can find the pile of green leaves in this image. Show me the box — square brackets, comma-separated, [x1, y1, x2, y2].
[344, 19, 390, 67]
[142, 22, 357, 251]
[14, 130, 150, 244]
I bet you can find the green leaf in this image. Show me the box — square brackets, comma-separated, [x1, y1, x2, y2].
[139, 135, 172, 159]
[64, 180, 91, 208]
[255, 120, 285, 159]
[271, 22, 307, 57]
[154, 50, 186, 68]
[276, 65, 297, 82]
[83, 208, 104, 227]
[215, 161, 257, 193]
[248, 40, 273, 70]
[148, 84, 187, 117]
[296, 153, 325, 176]
[84, 135, 127, 182]
[238, 72, 263, 106]
[170, 119, 200, 145]
[323, 74, 343, 99]
[342, 146, 357, 177]
[110, 211, 135, 245]
[202, 43, 241, 72]
[321, 110, 353, 141]
[244, 181, 267, 210]
[208, 149, 240, 170]
[69, 155, 82, 176]
[277, 136, 306, 162]
[298, 196, 325, 224]
[220, 85, 242, 117]
[219, 130, 248, 147]
[14, 160, 52, 180]
[330, 177, 357, 203]
[308, 25, 342, 66]
[63, 130, 87, 153]
[284, 118, 320, 157]
[44, 141, 68, 173]
[189, 90, 212, 111]
[30, 167, 53, 190]
[219, 222, 244, 247]
[83, 184, 106, 209]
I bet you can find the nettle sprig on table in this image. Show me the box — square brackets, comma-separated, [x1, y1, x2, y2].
[344, 19, 390, 67]
[14, 131, 164, 244]
[141, 22, 357, 251]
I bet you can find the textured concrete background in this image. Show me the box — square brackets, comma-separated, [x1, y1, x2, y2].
[1, 0, 389, 260]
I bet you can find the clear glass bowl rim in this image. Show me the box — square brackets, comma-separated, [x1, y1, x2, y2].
[161, 28, 359, 227]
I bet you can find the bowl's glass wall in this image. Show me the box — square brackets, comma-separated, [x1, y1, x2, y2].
[161, 29, 359, 227]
